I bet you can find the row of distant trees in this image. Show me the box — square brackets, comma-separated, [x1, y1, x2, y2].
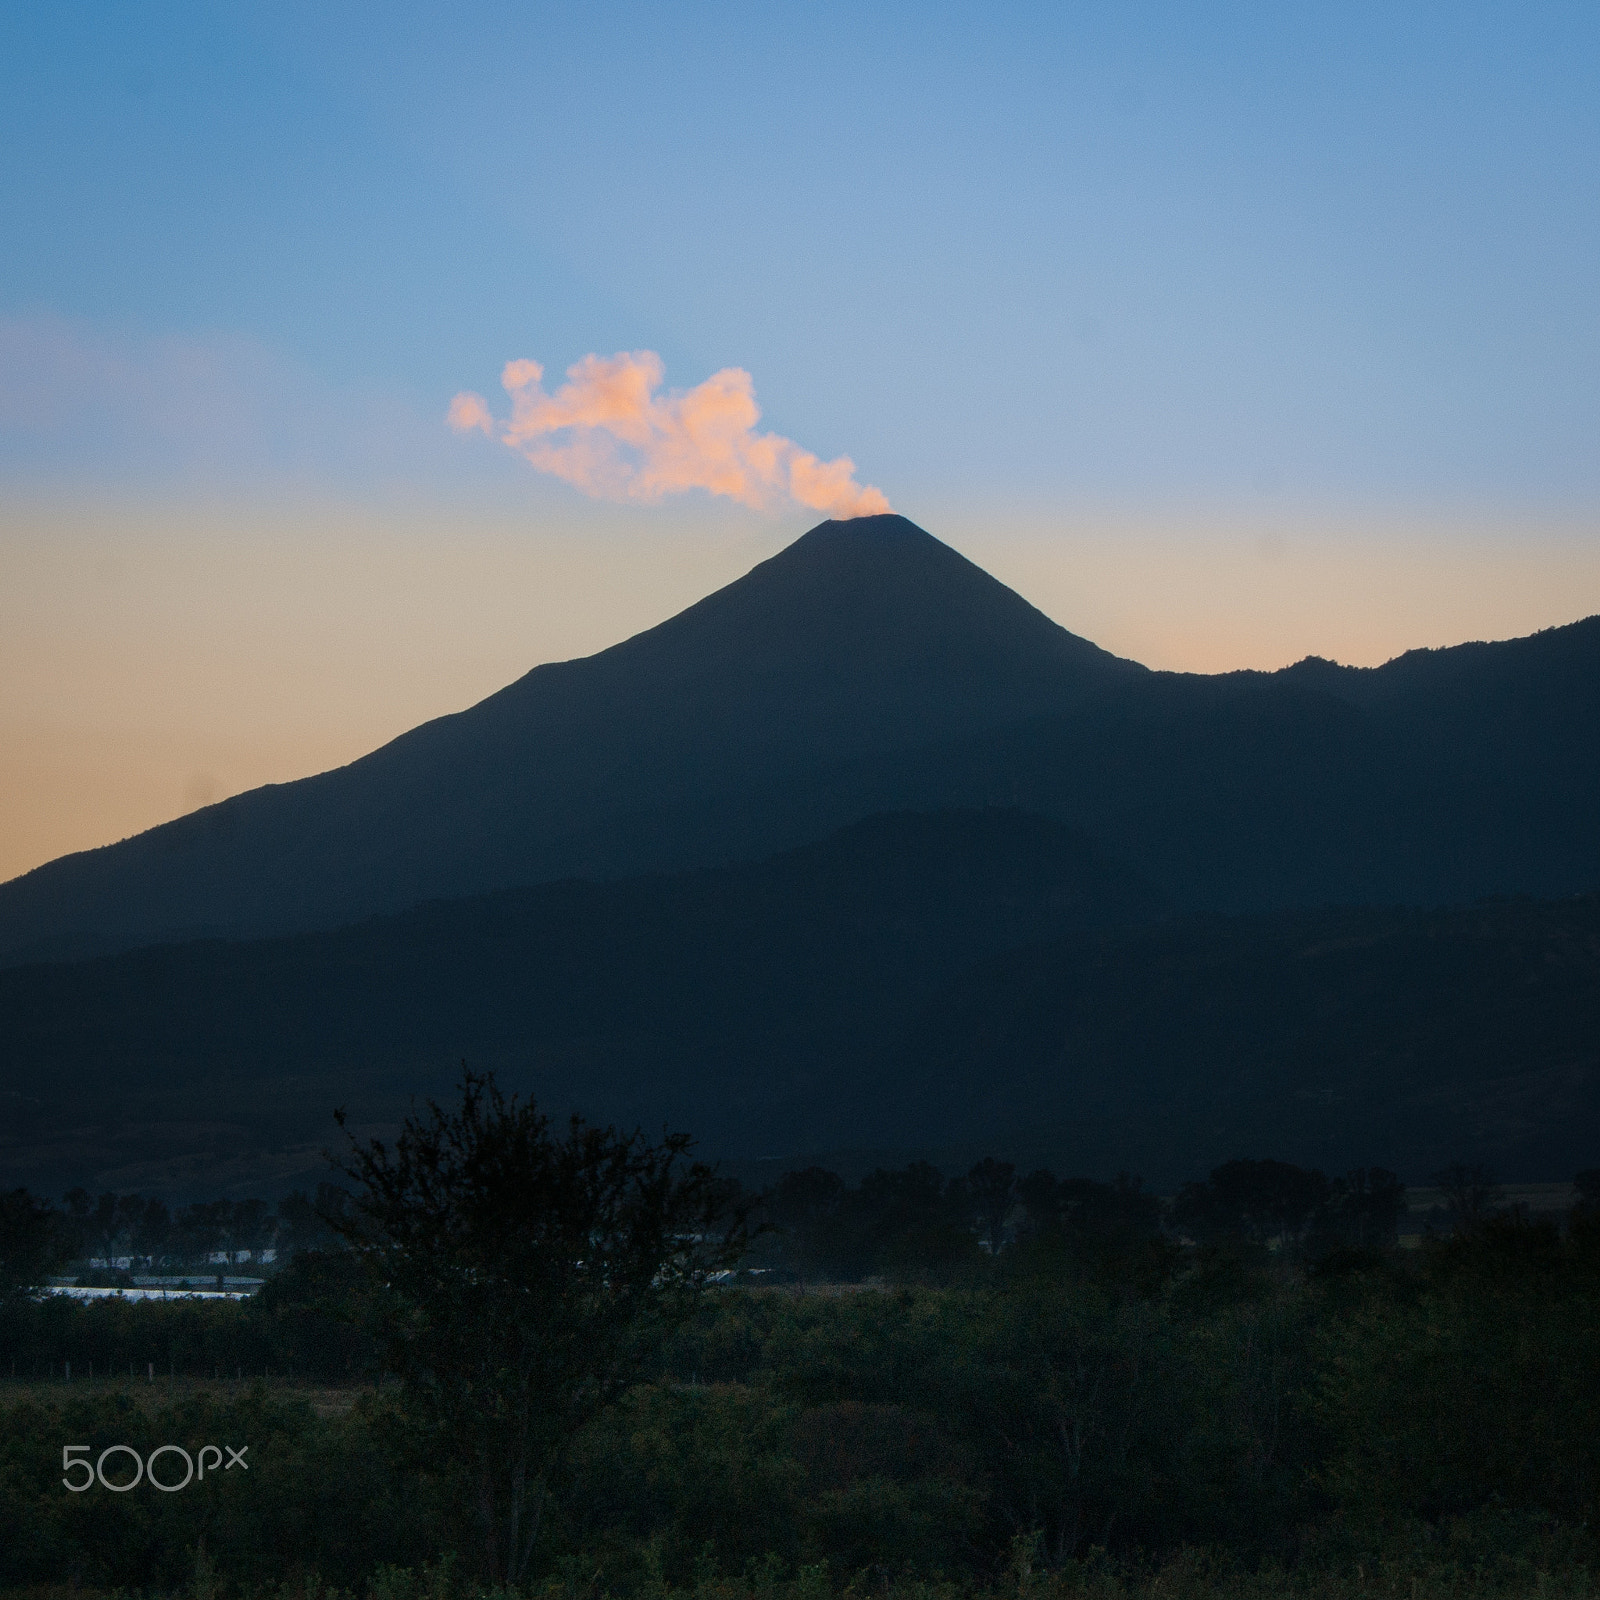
[7, 1151, 1598, 1293]
[0, 1182, 354, 1284]
[753, 1160, 1160, 1282]
[751, 1154, 1600, 1282]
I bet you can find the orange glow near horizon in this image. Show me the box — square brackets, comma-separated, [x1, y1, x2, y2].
[2, 494, 1597, 886]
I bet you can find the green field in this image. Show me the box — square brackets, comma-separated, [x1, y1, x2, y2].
[4, 1219, 1599, 1600]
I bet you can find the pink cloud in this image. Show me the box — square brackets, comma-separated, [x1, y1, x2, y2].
[449, 351, 890, 518]
[445, 391, 494, 436]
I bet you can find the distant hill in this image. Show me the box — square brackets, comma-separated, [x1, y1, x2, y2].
[5, 512, 1598, 966]
[1, 808, 1596, 1195]
[0, 809, 1161, 1195]
[872, 893, 1600, 1186]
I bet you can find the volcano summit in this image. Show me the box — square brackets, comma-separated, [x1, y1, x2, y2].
[2, 512, 1599, 967]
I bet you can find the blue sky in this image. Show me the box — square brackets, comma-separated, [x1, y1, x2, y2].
[6, 1, 1599, 503]
[3, 1, 1600, 876]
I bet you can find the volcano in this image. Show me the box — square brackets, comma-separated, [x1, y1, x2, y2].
[0, 515, 1142, 962]
[3, 511, 1600, 969]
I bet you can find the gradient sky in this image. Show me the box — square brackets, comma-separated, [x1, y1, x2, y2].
[4, 2, 1599, 882]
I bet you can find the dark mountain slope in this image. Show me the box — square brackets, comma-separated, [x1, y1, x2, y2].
[0, 809, 1160, 1193]
[876, 893, 1600, 1184]
[2, 811, 1596, 1193]
[0, 516, 1140, 963]
[584, 615, 1600, 913]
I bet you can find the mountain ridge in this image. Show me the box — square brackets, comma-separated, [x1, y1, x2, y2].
[3, 514, 1599, 964]
[0, 515, 1141, 961]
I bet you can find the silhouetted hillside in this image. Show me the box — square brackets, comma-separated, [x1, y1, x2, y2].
[875, 893, 1600, 1184]
[2, 809, 1597, 1193]
[725, 623, 1600, 911]
[0, 516, 1139, 963]
[5, 513, 1597, 965]
[0, 809, 1159, 1193]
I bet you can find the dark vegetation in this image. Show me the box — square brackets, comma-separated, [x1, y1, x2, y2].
[326, 1073, 744, 1583]
[0, 1184, 345, 1289]
[3, 811, 1600, 1193]
[4, 1085, 1600, 1597]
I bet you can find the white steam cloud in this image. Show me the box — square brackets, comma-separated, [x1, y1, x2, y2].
[449, 351, 890, 518]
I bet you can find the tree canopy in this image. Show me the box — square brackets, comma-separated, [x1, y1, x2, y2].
[332, 1070, 744, 1584]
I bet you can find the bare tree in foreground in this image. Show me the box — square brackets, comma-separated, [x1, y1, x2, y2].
[333, 1070, 744, 1584]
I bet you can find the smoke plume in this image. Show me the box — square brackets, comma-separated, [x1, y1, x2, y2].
[449, 351, 890, 518]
